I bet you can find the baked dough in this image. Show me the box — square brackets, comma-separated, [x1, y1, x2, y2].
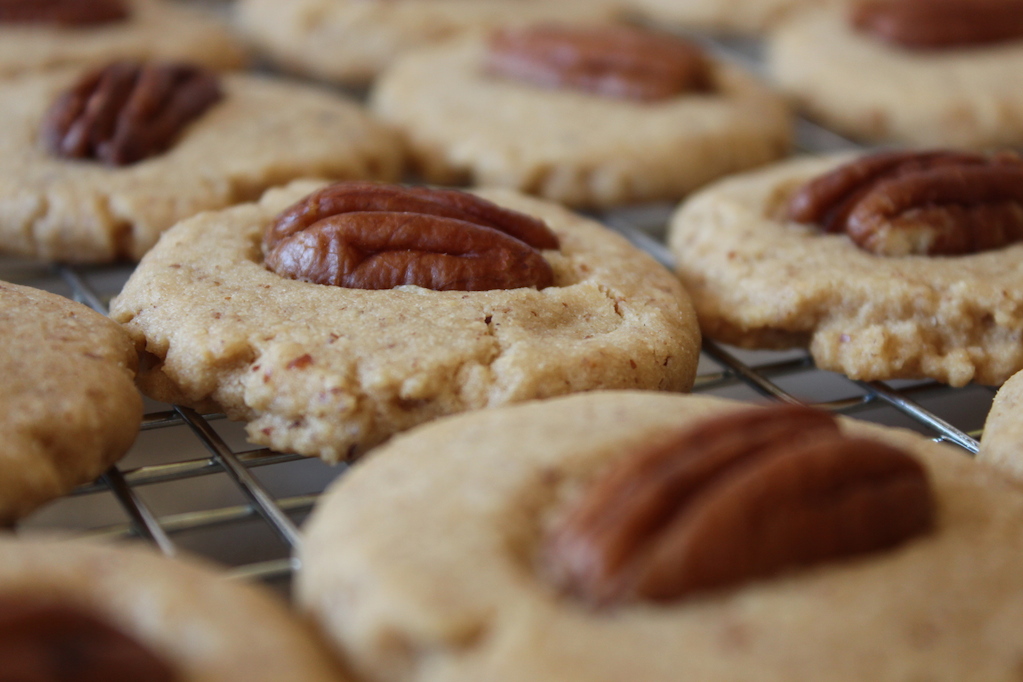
[626, 0, 835, 34]
[297, 391, 1023, 682]
[0, 68, 403, 263]
[234, 0, 620, 86]
[768, 6, 1023, 147]
[0, 281, 141, 524]
[371, 36, 791, 208]
[110, 181, 701, 463]
[667, 154, 1023, 386]
[0, 0, 247, 78]
[979, 369, 1023, 479]
[0, 535, 347, 682]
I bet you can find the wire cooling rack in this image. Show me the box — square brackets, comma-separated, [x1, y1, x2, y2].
[5, 31, 997, 591]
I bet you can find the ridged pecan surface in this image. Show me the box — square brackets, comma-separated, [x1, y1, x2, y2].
[542, 405, 934, 605]
[0, 595, 177, 681]
[41, 61, 223, 166]
[264, 182, 559, 291]
[486, 25, 712, 101]
[0, 0, 128, 25]
[851, 0, 1023, 49]
[787, 150, 1023, 256]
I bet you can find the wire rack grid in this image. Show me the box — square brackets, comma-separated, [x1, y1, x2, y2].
[5, 33, 998, 592]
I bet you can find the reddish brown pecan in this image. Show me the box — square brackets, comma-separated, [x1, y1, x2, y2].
[0, 0, 128, 25]
[41, 61, 223, 167]
[0, 595, 177, 682]
[542, 405, 934, 606]
[851, 0, 1023, 49]
[264, 183, 559, 291]
[787, 150, 1023, 256]
[486, 25, 713, 102]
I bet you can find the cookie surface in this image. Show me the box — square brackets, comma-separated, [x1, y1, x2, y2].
[371, 36, 790, 208]
[235, 0, 619, 86]
[0, 68, 403, 263]
[668, 154, 1023, 386]
[980, 370, 1023, 479]
[0, 281, 141, 524]
[111, 181, 700, 462]
[0, 0, 247, 78]
[626, 0, 834, 34]
[769, 7, 1023, 147]
[0, 535, 347, 682]
[298, 391, 1023, 682]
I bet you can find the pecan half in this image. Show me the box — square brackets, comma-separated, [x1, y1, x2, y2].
[41, 61, 223, 167]
[486, 25, 713, 102]
[0, 594, 177, 681]
[786, 150, 1023, 256]
[542, 405, 934, 606]
[264, 182, 559, 291]
[0, 0, 128, 25]
[851, 0, 1023, 49]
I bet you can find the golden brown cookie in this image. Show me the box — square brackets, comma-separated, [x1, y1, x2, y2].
[298, 391, 1023, 682]
[979, 369, 1023, 479]
[0, 281, 141, 524]
[0, 535, 348, 682]
[235, 0, 620, 86]
[668, 153, 1023, 386]
[371, 34, 790, 208]
[768, 5, 1023, 147]
[0, 66, 403, 263]
[110, 181, 701, 462]
[0, 0, 247, 78]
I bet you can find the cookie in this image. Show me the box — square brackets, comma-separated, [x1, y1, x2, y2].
[768, 5, 1023, 147]
[370, 32, 790, 208]
[667, 153, 1023, 386]
[0, 535, 347, 681]
[979, 369, 1023, 479]
[0, 65, 403, 262]
[625, 0, 835, 34]
[0, 281, 141, 524]
[110, 181, 701, 463]
[0, 0, 247, 78]
[235, 0, 620, 86]
[297, 391, 1023, 682]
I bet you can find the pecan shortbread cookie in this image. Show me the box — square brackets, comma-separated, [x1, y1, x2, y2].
[298, 391, 1023, 682]
[769, 3, 1023, 147]
[626, 0, 835, 34]
[0, 281, 141, 524]
[235, 0, 620, 86]
[371, 29, 790, 208]
[0, 535, 347, 681]
[0, 63, 402, 263]
[111, 181, 700, 462]
[0, 0, 247, 78]
[980, 369, 1023, 479]
[668, 151, 1023, 386]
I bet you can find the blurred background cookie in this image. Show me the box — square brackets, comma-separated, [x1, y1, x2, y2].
[626, 0, 837, 34]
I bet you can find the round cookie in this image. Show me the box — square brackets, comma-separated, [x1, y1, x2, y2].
[0, 0, 247, 78]
[667, 154, 1023, 386]
[0, 67, 403, 263]
[370, 35, 791, 209]
[1, 281, 141, 524]
[234, 0, 620, 86]
[110, 181, 701, 463]
[979, 369, 1023, 479]
[768, 6, 1023, 147]
[626, 0, 835, 34]
[0, 535, 347, 681]
[297, 391, 1023, 682]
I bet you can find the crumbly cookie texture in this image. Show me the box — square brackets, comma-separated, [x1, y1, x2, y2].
[625, 0, 835, 34]
[0, 536, 347, 682]
[371, 37, 790, 209]
[0, 281, 141, 524]
[298, 391, 1023, 682]
[235, 0, 620, 86]
[980, 370, 1023, 479]
[668, 154, 1023, 386]
[769, 7, 1023, 147]
[0, 68, 403, 263]
[0, 0, 247, 78]
[111, 181, 700, 463]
